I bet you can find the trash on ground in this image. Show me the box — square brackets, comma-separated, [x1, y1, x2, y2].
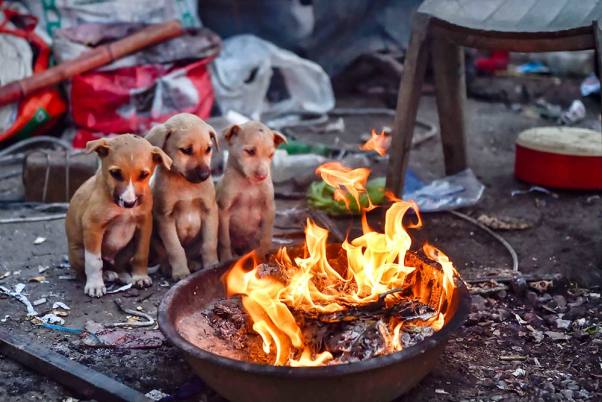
[560, 100, 586, 125]
[581, 73, 600, 96]
[106, 283, 133, 294]
[476, 214, 533, 231]
[36, 313, 65, 326]
[28, 275, 46, 283]
[146, 389, 170, 401]
[404, 169, 485, 213]
[511, 186, 559, 198]
[33, 236, 46, 245]
[0, 283, 38, 317]
[52, 302, 71, 310]
[33, 297, 47, 306]
[81, 327, 165, 349]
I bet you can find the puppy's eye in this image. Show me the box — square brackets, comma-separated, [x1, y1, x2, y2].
[139, 170, 150, 180]
[180, 146, 193, 155]
[244, 148, 256, 157]
[109, 169, 124, 181]
[205, 146, 212, 155]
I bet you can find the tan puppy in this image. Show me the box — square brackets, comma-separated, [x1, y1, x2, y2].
[146, 113, 220, 280]
[66, 134, 172, 297]
[217, 121, 287, 261]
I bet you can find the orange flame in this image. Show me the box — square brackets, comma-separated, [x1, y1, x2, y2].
[315, 162, 372, 210]
[225, 163, 458, 366]
[360, 129, 391, 156]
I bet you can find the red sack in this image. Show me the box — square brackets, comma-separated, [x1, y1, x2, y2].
[71, 58, 214, 148]
[0, 7, 67, 145]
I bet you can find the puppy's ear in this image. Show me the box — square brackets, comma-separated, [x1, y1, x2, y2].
[151, 146, 173, 170]
[222, 124, 240, 144]
[272, 130, 287, 147]
[210, 131, 220, 152]
[85, 138, 110, 158]
[146, 123, 172, 149]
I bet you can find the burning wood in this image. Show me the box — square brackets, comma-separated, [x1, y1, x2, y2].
[208, 157, 461, 367]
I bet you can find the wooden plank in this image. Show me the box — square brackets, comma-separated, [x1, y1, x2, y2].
[432, 37, 467, 175]
[432, 23, 595, 52]
[0, 328, 149, 402]
[385, 13, 432, 197]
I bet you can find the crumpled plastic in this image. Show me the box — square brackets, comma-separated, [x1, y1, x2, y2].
[210, 34, 334, 120]
[404, 169, 485, 212]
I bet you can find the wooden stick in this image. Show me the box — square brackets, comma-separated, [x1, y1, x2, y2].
[0, 20, 184, 107]
[0, 328, 149, 401]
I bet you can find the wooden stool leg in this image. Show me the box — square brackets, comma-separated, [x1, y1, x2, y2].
[594, 22, 602, 127]
[385, 14, 431, 197]
[432, 37, 467, 175]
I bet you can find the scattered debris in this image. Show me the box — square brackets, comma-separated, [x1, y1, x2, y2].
[0, 283, 38, 316]
[28, 275, 47, 283]
[106, 283, 133, 294]
[33, 236, 47, 245]
[1, 315, 9, 322]
[476, 214, 532, 231]
[545, 331, 571, 341]
[81, 328, 165, 349]
[58, 274, 76, 280]
[560, 100, 586, 125]
[53, 301, 71, 310]
[33, 297, 47, 306]
[511, 186, 559, 198]
[36, 313, 65, 325]
[106, 300, 155, 328]
[146, 389, 170, 401]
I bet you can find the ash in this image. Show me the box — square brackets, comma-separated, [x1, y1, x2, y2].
[206, 294, 437, 365]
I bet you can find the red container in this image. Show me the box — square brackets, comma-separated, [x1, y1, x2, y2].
[514, 127, 602, 190]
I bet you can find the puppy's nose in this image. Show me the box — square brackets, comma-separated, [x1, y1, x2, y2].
[187, 166, 211, 183]
[122, 200, 137, 208]
[254, 173, 268, 181]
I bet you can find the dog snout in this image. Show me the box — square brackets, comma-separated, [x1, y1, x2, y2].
[254, 172, 268, 181]
[186, 165, 211, 183]
[114, 181, 139, 208]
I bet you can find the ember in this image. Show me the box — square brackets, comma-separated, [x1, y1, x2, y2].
[219, 157, 460, 367]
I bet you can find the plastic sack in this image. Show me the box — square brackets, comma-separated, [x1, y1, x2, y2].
[0, 7, 66, 145]
[70, 58, 215, 147]
[24, 0, 200, 37]
[210, 34, 334, 120]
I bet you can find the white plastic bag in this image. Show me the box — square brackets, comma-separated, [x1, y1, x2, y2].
[210, 35, 334, 120]
[24, 0, 201, 37]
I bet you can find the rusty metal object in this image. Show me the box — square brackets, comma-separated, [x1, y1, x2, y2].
[23, 150, 97, 202]
[159, 257, 471, 402]
[0, 20, 185, 107]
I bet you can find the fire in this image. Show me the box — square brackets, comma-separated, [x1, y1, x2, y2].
[360, 129, 391, 156]
[224, 162, 459, 367]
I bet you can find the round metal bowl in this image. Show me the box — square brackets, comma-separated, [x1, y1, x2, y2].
[159, 260, 471, 402]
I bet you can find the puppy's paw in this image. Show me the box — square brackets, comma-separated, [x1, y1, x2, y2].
[131, 274, 152, 288]
[85, 277, 106, 297]
[103, 270, 119, 283]
[171, 267, 191, 281]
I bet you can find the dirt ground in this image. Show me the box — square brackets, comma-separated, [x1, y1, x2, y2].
[1, 76, 601, 401]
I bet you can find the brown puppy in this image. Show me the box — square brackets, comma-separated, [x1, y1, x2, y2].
[66, 134, 172, 297]
[146, 113, 220, 280]
[217, 121, 287, 261]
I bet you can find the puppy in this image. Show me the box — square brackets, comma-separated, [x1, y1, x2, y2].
[146, 113, 220, 280]
[66, 134, 172, 297]
[217, 121, 287, 261]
